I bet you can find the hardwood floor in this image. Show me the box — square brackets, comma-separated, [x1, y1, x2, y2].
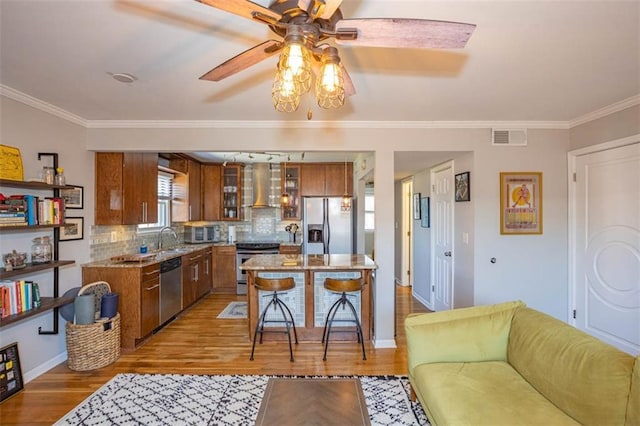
[0, 285, 429, 425]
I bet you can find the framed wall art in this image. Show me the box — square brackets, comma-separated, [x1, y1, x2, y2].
[420, 197, 430, 228]
[60, 217, 84, 241]
[455, 171, 470, 202]
[500, 172, 543, 235]
[59, 185, 83, 209]
[413, 193, 421, 220]
[0, 342, 24, 403]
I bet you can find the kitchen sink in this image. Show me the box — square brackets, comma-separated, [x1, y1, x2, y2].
[163, 247, 192, 253]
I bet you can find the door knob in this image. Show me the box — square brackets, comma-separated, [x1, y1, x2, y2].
[444, 251, 452, 257]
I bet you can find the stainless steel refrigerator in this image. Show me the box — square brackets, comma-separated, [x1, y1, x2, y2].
[302, 197, 354, 255]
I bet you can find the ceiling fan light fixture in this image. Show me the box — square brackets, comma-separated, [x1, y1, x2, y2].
[316, 47, 345, 109]
[278, 28, 312, 94]
[272, 68, 301, 112]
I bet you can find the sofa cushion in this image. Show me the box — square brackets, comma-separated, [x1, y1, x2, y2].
[508, 307, 635, 426]
[412, 361, 580, 426]
[626, 356, 640, 426]
[405, 301, 524, 375]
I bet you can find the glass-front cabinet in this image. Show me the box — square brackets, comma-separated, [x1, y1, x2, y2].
[222, 164, 243, 221]
[281, 163, 300, 220]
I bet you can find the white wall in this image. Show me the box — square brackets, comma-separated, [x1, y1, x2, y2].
[0, 97, 93, 381]
[453, 152, 474, 309]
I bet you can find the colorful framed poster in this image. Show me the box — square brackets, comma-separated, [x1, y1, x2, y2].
[0, 342, 24, 403]
[500, 172, 543, 235]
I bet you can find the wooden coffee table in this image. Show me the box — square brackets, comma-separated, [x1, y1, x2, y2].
[255, 378, 371, 425]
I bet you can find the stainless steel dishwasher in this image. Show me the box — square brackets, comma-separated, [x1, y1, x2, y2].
[159, 256, 182, 325]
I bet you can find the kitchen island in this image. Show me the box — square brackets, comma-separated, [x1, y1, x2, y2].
[240, 254, 377, 342]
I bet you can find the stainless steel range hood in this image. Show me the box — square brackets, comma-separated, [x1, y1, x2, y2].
[251, 163, 273, 208]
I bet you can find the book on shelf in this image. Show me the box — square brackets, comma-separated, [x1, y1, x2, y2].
[0, 280, 38, 318]
[0, 194, 65, 227]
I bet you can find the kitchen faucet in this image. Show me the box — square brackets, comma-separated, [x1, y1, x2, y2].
[159, 226, 178, 249]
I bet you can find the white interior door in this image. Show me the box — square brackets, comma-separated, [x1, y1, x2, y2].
[431, 162, 454, 311]
[571, 140, 640, 355]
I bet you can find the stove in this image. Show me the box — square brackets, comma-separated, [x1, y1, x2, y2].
[236, 241, 280, 295]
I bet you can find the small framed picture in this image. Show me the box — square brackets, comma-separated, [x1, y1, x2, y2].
[413, 193, 421, 220]
[60, 217, 84, 241]
[455, 172, 470, 202]
[420, 197, 430, 228]
[500, 172, 543, 235]
[0, 342, 24, 402]
[59, 185, 83, 209]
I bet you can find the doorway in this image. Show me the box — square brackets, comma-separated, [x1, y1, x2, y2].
[569, 136, 640, 355]
[400, 179, 413, 286]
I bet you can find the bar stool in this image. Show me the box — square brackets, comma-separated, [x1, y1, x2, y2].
[322, 278, 366, 361]
[250, 277, 299, 362]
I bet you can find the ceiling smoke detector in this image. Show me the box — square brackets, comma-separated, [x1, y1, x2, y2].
[110, 73, 137, 83]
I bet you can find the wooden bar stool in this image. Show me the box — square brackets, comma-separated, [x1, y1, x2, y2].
[322, 278, 366, 361]
[250, 277, 299, 362]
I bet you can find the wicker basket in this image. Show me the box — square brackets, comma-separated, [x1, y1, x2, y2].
[66, 313, 120, 371]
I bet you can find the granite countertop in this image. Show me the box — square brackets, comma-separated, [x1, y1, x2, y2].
[239, 254, 377, 270]
[82, 243, 233, 268]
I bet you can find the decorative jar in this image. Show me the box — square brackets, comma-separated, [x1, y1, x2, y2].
[31, 236, 53, 263]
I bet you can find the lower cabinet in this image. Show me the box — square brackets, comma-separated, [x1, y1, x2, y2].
[182, 247, 212, 308]
[82, 263, 161, 350]
[212, 245, 236, 294]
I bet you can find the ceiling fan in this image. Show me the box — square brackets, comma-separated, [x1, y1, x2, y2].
[196, 0, 476, 112]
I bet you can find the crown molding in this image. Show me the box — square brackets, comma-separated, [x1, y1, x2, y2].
[0, 85, 87, 127]
[568, 94, 640, 128]
[3, 85, 636, 131]
[85, 119, 569, 130]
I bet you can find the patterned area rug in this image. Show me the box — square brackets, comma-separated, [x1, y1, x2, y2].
[217, 301, 247, 319]
[54, 374, 430, 425]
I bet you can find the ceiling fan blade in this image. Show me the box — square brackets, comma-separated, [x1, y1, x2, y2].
[334, 18, 476, 49]
[199, 40, 284, 82]
[320, 0, 342, 20]
[340, 63, 355, 97]
[195, 0, 281, 23]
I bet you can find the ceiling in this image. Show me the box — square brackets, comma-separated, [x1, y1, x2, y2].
[1, 1, 638, 180]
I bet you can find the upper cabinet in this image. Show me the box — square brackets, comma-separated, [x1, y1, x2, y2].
[170, 157, 202, 222]
[300, 162, 353, 198]
[201, 164, 222, 221]
[281, 163, 300, 220]
[95, 152, 158, 225]
[222, 164, 243, 221]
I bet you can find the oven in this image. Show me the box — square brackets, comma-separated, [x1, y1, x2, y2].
[236, 242, 280, 295]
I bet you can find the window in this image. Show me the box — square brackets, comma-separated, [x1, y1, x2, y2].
[138, 171, 173, 231]
[364, 187, 375, 230]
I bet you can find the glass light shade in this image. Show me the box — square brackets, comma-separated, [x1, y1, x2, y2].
[272, 68, 301, 112]
[278, 41, 312, 94]
[341, 195, 352, 212]
[316, 55, 345, 109]
[281, 192, 290, 206]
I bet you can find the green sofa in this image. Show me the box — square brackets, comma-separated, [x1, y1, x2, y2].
[405, 301, 640, 425]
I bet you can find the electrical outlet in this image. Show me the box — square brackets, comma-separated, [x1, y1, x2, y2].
[110, 231, 117, 242]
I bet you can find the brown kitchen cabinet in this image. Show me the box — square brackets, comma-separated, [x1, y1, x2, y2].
[279, 244, 302, 255]
[222, 164, 243, 221]
[82, 262, 161, 349]
[182, 247, 211, 308]
[300, 162, 353, 197]
[281, 163, 301, 219]
[95, 152, 159, 225]
[212, 245, 236, 294]
[171, 158, 202, 222]
[201, 164, 222, 221]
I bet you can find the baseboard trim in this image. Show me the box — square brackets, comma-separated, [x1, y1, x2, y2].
[24, 352, 67, 383]
[373, 339, 397, 349]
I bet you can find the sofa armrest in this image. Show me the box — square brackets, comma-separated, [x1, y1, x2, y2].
[405, 301, 525, 376]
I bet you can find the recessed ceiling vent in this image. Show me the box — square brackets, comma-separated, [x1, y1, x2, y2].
[492, 129, 527, 146]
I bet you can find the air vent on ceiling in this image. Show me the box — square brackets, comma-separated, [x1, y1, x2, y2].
[492, 129, 527, 146]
